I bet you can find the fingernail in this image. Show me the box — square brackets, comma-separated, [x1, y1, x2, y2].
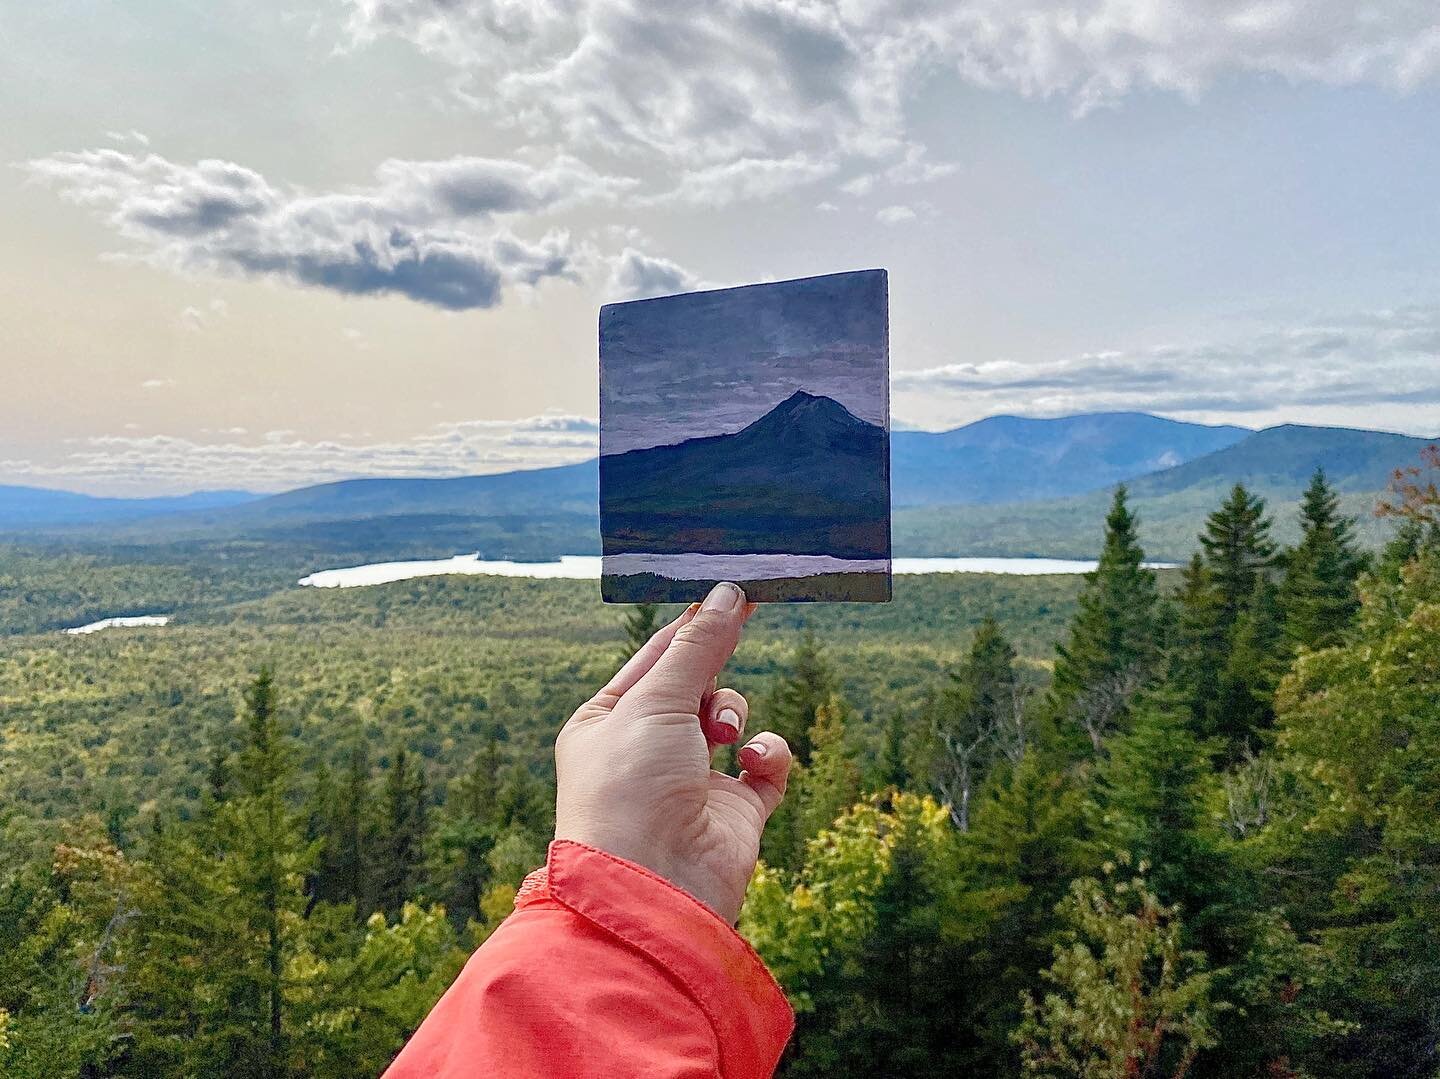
[701, 581, 742, 613]
[716, 708, 742, 734]
[741, 740, 767, 759]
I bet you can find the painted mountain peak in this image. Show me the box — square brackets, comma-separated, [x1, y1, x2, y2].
[600, 389, 890, 562]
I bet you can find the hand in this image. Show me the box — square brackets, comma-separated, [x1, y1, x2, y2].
[554, 582, 793, 924]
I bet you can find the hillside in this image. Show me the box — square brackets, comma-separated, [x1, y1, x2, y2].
[3, 418, 1431, 565]
[891, 411, 1248, 505]
[0, 485, 258, 530]
[1, 411, 1249, 541]
[899, 424, 1435, 560]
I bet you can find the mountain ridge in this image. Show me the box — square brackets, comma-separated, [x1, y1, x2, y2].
[601, 391, 889, 558]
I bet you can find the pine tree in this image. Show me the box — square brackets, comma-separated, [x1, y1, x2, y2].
[1200, 483, 1277, 630]
[873, 710, 910, 792]
[913, 618, 1018, 830]
[1279, 469, 1366, 651]
[619, 603, 661, 661]
[426, 741, 502, 931]
[1087, 684, 1227, 926]
[1050, 486, 1159, 719]
[1214, 576, 1285, 752]
[763, 630, 835, 766]
[308, 740, 374, 913]
[375, 746, 428, 921]
[1177, 486, 1284, 747]
[794, 697, 862, 847]
[127, 670, 317, 1078]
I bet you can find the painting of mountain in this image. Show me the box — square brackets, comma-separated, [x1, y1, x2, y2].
[599, 270, 891, 602]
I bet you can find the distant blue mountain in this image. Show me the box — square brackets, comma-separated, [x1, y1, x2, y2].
[891, 412, 1249, 506]
[0, 485, 259, 531]
[600, 390, 889, 557]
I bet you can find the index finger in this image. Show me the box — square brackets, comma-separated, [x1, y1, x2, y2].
[630, 582, 748, 713]
[599, 603, 700, 698]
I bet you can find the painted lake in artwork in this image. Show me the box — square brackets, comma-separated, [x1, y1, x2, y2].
[599, 269, 891, 603]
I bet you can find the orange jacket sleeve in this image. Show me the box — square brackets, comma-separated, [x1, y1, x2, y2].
[383, 840, 795, 1079]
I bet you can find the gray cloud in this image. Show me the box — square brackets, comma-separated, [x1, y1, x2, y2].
[893, 307, 1440, 419]
[604, 247, 700, 301]
[23, 149, 636, 310]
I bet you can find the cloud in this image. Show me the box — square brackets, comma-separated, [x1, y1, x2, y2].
[876, 204, 916, 225]
[604, 247, 700, 301]
[893, 306, 1440, 418]
[650, 154, 837, 208]
[179, 297, 229, 332]
[1, 411, 600, 494]
[24, 149, 637, 310]
[342, 0, 1440, 202]
[140, 378, 176, 390]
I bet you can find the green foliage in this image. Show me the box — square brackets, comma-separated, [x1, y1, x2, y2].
[1015, 860, 1221, 1079]
[762, 630, 836, 766]
[1279, 469, 1367, 651]
[912, 616, 1021, 829]
[619, 602, 661, 661]
[3, 468, 1437, 1077]
[1274, 545, 1440, 1075]
[1049, 487, 1159, 721]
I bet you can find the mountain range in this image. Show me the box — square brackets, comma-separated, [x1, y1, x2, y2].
[0, 485, 258, 531]
[600, 390, 889, 557]
[2, 410, 1434, 562]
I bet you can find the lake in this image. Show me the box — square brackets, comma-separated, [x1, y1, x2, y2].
[298, 553, 1172, 589]
[63, 615, 172, 635]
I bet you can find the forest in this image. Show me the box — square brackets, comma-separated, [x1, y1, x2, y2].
[3, 447, 1440, 1077]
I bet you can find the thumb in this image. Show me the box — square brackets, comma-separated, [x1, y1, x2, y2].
[630, 582, 747, 713]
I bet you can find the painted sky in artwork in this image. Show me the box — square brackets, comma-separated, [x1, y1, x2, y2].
[601, 271, 888, 455]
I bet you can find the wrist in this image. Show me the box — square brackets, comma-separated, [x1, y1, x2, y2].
[553, 825, 738, 923]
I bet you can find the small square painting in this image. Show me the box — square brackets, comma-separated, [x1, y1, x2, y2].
[599, 269, 891, 603]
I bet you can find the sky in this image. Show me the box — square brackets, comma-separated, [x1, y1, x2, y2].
[600, 270, 887, 454]
[4, 0, 1440, 495]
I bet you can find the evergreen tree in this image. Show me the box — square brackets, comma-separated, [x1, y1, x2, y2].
[1178, 486, 1285, 748]
[308, 741, 375, 913]
[619, 603, 661, 661]
[793, 696, 862, 844]
[426, 741, 502, 931]
[1087, 686, 1221, 913]
[375, 746, 428, 921]
[126, 670, 317, 1078]
[763, 630, 835, 766]
[1279, 469, 1366, 651]
[1200, 484, 1278, 629]
[1213, 575, 1285, 752]
[1049, 486, 1159, 720]
[872, 710, 910, 792]
[913, 618, 1017, 830]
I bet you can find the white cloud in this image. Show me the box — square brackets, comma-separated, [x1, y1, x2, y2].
[650, 154, 836, 208]
[24, 149, 638, 310]
[893, 305, 1440, 418]
[342, 0, 1440, 204]
[179, 297, 229, 332]
[0, 411, 600, 494]
[140, 378, 176, 390]
[876, 204, 916, 224]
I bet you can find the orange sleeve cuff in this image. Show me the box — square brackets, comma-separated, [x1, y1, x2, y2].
[384, 840, 794, 1079]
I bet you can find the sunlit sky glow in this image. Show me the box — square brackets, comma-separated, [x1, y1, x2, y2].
[5, 1, 1440, 494]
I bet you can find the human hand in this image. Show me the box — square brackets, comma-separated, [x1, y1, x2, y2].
[554, 582, 793, 924]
